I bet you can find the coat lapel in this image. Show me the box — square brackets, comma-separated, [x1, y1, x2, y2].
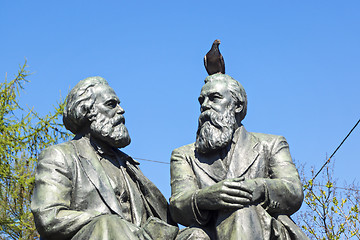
[125, 160, 172, 223]
[193, 151, 227, 182]
[72, 137, 124, 217]
[226, 126, 260, 179]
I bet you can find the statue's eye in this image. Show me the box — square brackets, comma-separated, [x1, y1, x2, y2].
[209, 93, 222, 102]
[105, 100, 117, 108]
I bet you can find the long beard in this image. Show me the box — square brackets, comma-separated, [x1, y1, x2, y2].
[90, 113, 131, 148]
[195, 108, 237, 155]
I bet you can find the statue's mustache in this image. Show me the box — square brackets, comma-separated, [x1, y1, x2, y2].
[198, 110, 222, 129]
[112, 115, 125, 126]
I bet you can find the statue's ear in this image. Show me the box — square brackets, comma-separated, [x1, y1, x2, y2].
[84, 106, 96, 122]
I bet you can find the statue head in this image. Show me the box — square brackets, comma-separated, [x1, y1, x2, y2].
[195, 74, 247, 154]
[63, 76, 131, 148]
[203, 73, 247, 122]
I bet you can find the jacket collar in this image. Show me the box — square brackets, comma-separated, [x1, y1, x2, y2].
[225, 125, 260, 179]
[71, 136, 171, 223]
[71, 136, 124, 217]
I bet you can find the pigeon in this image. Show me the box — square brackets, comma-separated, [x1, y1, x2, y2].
[204, 39, 225, 75]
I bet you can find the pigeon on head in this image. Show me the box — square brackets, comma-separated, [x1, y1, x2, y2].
[204, 39, 225, 75]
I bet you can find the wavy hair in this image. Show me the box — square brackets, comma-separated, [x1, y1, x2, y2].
[63, 76, 108, 134]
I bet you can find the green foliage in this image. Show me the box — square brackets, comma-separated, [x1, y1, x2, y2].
[0, 62, 71, 239]
[298, 162, 360, 240]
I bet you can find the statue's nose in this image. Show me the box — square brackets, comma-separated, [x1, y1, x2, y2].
[117, 105, 125, 114]
[201, 98, 211, 112]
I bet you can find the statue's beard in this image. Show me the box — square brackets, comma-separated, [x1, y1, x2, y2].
[90, 112, 131, 148]
[195, 107, 237, 155]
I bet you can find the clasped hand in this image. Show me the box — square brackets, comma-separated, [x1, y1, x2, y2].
[196, 178, 264, 211]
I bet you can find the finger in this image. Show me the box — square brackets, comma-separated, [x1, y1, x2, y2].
[224, 182, 253, 194]
[221, 202, 245, 209]
[220, 193, 252, 204]
[222, 188, 253, 200]
[227, 177, 245, 182]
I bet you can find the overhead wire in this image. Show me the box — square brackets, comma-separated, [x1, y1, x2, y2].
[310, 118, 360, 183]
[133, 157, 169, 164]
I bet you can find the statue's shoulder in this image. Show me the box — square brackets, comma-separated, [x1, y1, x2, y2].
[39, 139, 80, 160]
[172, 142, 195, 156]
[248, 131, 287, 145]
[45, 139, 76, 151]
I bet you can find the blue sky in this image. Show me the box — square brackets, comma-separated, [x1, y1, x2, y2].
[1, 1, 359, 203]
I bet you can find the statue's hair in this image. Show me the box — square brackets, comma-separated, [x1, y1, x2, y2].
[63, 76, 109, 134]
[204, 73, 248, 121]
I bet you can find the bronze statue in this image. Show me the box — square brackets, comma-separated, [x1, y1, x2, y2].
[170, 73, 308, 239]
[31, 77, 178, 239]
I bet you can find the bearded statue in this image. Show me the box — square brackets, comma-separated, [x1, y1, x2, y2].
[170, 74, 309, 240]
[31, 77, 178, 240]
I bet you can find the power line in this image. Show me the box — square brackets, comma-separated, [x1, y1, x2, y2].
[311, 118, 360, 183]
[133, 157, 170, 165]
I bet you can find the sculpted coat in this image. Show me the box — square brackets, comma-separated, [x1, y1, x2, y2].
[31, 136, 176, 240]
[170, 125, 308, 239]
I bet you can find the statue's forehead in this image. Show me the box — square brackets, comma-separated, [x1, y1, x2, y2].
[201, 80, 228, 95]
[93, 84, 119, 102]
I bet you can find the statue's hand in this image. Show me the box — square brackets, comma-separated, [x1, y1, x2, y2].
[196, 178, 254, 210]
[235, 179, 265, 205]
